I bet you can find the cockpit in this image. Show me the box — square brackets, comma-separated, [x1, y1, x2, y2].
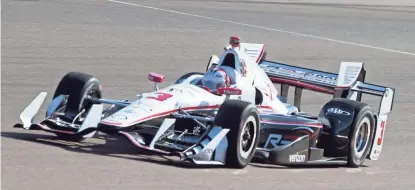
[175, 48, 246, 94]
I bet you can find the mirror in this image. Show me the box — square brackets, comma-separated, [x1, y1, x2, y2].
[148, 72, 165, 83]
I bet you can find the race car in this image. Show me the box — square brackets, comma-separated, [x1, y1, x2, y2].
[14, 37, 395, 169]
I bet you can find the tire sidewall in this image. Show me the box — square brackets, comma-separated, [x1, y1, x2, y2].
[234, 105, 260, 166]
[348, 107, 375, 167]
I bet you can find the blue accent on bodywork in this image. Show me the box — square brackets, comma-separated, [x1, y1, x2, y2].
[46, 95, 66, 117]
[277, 96, 287, 103]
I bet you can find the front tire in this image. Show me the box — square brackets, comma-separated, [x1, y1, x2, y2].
[53, 72, 102, 116]
[213, 100, 260, 168]
[51, 72, 102, 141]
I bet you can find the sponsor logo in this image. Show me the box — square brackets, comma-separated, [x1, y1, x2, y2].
[192, 149, 213, 161]
[342, 65, 361, 85]
[203, 149, 213, 154]
[260, 64, 337, 86]
[223, 90, 240, 95]
[377, 121, 386, 145]
[124, 109, 135, 114]
[240, 59, 247, 76]
[244, 48, 260, 53]
[289, 153, 306, 163]
[304, 73, 337, 85]
[260, 65, 306, 78]
[110, 113, 127, 120]
[264, 134, 283, 149]
[327, 108, 351, 115]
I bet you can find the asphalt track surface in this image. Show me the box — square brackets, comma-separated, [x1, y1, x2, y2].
[2, 0, 415, 189]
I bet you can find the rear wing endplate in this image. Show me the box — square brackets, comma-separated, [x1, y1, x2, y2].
[259, 60, 395, 116]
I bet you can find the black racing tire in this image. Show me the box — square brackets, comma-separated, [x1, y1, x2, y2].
[346, 102, 376, 167]
[213, 99, 261, 168]
[51, 72, 102, 142]
[53, 72, 102, 115]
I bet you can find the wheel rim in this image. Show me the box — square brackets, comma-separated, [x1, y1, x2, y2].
[239, 115, 257, 159]
[353, 117, 371, 158]
[79, 88, 100, 119]
[83, 88, 100, 109]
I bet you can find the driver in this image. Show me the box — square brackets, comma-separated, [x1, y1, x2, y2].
[201, 67, 230, 94]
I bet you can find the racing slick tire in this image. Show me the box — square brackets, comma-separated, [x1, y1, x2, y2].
[319, 98, 376, 168]
[346, 102, 376, 167]
[213, 100, 261, 169]
[52, 72, 102, 141]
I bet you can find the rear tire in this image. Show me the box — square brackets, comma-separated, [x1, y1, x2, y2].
[347, 104, 375, 167]
[213, 100, 260, 168]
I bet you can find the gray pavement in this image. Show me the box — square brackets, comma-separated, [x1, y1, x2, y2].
[2, 0, 415, 189]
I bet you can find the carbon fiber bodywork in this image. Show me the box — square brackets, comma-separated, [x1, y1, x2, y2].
[252, 113, 343, 165]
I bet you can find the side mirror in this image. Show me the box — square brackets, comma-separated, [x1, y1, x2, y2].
[217, 87, 242, 96]
[148, 72, 165, 90]
[148, 72, 165, 83]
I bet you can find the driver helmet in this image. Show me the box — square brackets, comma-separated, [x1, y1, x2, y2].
[201, 67, 230, 93]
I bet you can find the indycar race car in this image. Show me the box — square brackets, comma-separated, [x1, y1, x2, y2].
[14, 37, 395, 169]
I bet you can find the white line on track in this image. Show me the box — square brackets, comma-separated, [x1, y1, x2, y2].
[108, 0, 415, 56]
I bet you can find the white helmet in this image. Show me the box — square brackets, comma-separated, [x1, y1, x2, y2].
[201, 67, 230, 93]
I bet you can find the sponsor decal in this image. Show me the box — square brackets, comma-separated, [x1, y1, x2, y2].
[260, 65, 306, 78]
[217, 87, 242, 95]
[260, 64, 337, 86]
[264, 134, 283, 149]
[124, 109, 135, 114]
[192, 149, 213, 161]
[289, 152, 306, 163]
[377, 121, 386, 145]
[327, 108, 351, 115]
[304, 72, 337, 85]
[244, 48, 260, 53]
[223, 89, 240, 95]
[240, 59, 247, 76]
[203, 149, 213, 153]
[110, 113, 127, 120]
[343, 65, 361, 85]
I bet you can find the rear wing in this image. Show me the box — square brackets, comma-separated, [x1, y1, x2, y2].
[258, 60, 395, 116]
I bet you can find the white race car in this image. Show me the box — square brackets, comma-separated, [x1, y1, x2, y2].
[15, 37, 395, 169]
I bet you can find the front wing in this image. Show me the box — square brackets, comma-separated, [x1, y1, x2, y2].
[14, 92, 102, 139]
